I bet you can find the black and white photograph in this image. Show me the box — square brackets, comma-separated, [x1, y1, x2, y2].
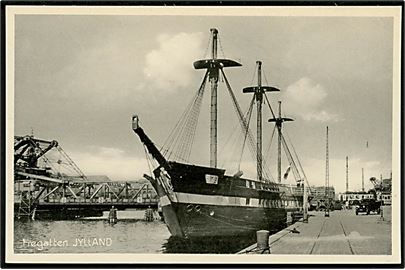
[3, 4, 402, 265]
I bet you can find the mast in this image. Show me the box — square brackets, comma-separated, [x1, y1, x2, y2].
[362, 167, 364, 192]
[209, 29, 219, 168]
[257, 62, 262, 181]
[193, 28, 241, 168]
[325, 126, 330, 217]
[243, 61, 279, 181]
[268, 101, 293, 183]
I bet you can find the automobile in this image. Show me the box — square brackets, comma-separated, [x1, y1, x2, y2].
[308, 203, 317, 211]
[355, 199, 381, 215]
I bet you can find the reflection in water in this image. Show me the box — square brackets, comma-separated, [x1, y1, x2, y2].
[14, 210, 259, 254]
[162, 234, 257, 254]
[14, 210, 171, 254]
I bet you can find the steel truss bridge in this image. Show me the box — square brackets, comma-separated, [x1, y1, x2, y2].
[14, 135, 158, 220]
[15, 173, 158, 220]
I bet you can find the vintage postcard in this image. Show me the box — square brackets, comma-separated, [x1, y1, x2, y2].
[3, 4, 402, 266]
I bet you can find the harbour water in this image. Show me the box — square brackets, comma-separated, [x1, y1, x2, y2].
[14, 210, 257, 254]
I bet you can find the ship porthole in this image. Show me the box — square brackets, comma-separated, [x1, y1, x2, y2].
[195, 205, 201, 212]
[186, 204, 193, 212]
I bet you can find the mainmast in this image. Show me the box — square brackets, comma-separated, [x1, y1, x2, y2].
[243, 61, 279, 181]
[268, 102, 293, 183]
[193, 28, 241, 168]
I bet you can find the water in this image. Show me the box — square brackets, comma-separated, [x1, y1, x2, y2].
[14, 210, 256, 254]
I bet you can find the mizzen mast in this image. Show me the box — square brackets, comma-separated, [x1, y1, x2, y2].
[268, 101, 293, 183]
[243, 61, 279, 181]
[193, 28, 241, 168]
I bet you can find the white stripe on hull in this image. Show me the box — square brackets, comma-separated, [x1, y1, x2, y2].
[159, 192, 301, 210]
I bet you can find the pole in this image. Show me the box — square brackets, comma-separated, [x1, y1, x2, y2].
[325, 126, 330, 217]
[278, 101, 282, 183]
[209, 28, 219, 168]
[362, 168, 364, 192]
[346, 156, 349, 193]
[303, 178, 308, 223]
[256, 61, 263, 181]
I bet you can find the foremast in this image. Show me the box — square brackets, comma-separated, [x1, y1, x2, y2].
[193, 28, 241, 168]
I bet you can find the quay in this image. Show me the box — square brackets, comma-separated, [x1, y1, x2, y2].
[238, 209, 391, 255]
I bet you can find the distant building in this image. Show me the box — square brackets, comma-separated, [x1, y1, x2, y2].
[309, 186, 335, 199]
[339, 192, 374, 203]
[336, 175, 392, 206]
[379, 192, 392, 205]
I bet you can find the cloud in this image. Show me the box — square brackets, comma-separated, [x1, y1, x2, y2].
[48, 39, 140, 105]
[69, 147, 152, 181]
[283, 77, 340, 122]
[143, 32, 204, 91]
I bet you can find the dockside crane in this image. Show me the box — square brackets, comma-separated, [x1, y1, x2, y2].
[14, 135, 87, 219]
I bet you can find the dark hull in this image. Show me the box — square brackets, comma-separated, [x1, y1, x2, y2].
[163, 202, 286, 237]
[149, 161, 303, 238]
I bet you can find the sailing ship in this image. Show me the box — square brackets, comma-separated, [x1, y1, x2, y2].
[132, 28, 306, 238]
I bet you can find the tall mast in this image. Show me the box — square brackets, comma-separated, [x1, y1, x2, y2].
[193, 28, 241, 168]
[243, 61, 279, 181]
[257, 62, 262, 181]
[325, 126, 330, 217]
[277, 102, 282, 183]
[362, 167, 364, 192]
[209, 29, 219, 168]
[268, 101, 293, 183]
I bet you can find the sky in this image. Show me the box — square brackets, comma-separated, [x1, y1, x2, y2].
[14, 13, 394, 193]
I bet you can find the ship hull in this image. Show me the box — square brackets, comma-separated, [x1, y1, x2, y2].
[148, 162, 303, 238]
[162, 201, 286, 237]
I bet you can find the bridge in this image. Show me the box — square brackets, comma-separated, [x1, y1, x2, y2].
[15, 176, 159, 220]
[14, 135, 158, 220]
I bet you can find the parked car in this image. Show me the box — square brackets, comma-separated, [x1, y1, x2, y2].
[356, 199, 381, 215]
